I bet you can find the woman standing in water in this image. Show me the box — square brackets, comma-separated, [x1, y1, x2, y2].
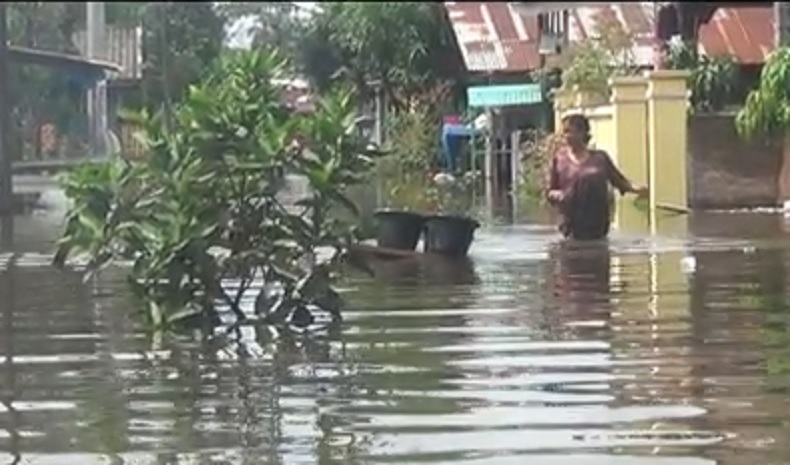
[545, 113, 649, 240]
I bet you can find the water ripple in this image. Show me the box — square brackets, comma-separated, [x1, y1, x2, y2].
[1, 222, 790, 464]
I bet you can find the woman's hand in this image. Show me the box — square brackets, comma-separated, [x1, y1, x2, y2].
[631, 185, 649, 198]
[547, 189, 564, 204]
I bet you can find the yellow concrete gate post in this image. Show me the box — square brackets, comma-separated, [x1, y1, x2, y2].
[608, 77, 650, 328]
[645, 71, 692, 351]
[646, 70, 691, 236]
[609, 76, 649, 234]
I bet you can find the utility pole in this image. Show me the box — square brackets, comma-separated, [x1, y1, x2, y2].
[373, 83, 385, 147]
[86, 2, 107, 157]
[0, 1, 13, 249]
[776, 2, 790, 47]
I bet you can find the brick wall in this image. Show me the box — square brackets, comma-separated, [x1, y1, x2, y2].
[688, 113, 781, 209]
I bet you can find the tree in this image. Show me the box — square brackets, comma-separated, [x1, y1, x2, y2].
[295, 2, 463, 108]
[736, 47, 790, 201]
[216, 2, 307, 55]
[140, 3, 225, 113]
[59, 2, 147, 31]
[665, 39, 736, 113]
[546, 12, 637, 98]
[55, 50, 373, 330]
[59, 2, 225, 113]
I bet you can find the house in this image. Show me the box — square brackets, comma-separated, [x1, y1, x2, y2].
[72, 25, 142, 98]
[443, 2, 776, 134]
[445, 2, 781, 208]
[444, 2, 775, 100]
[9, 45, 120, 76]
[7, 45, 121, 164]
[72, 25, 143, 155]
[443, 2, 777, 205]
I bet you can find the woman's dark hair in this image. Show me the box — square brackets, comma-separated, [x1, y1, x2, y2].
[561, 113, 591, 144]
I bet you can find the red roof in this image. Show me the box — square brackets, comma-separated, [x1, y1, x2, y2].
[445, 2, 541, 73]
[445, 2, 775, 73]
[698, 7, 775, 65]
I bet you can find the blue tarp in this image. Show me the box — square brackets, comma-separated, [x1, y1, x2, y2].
[441, 123, 480, 171]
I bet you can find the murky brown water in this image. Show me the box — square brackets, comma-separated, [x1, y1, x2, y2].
[3, 207, 790, 464]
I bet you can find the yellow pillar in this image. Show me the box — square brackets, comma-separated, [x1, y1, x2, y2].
[587, 109, 614, 153]
[608, 79, 651, 339]
[609, 76, 649, 234]
[611, 77, 649, 186]
[646, 70, 690, 236]
[643, 248, 693, 396]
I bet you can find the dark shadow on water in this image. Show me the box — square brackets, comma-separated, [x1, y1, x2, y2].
[421, 256, 479, 286]
[366, 258, 421, 285]
[368, 255, 479, 287]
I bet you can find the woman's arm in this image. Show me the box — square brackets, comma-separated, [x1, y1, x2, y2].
[545, 155, 563, 204]
[601, 151, 647, 196]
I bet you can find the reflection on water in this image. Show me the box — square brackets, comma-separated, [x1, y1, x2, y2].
[366, 255, 479, 287]
[2, 211, 790, 463]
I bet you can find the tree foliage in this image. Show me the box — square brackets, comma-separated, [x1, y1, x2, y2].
[547, 12, 637, 97]
[665, 40, 736, 113]
[736, 47, 790, 141]
[295, 2, 463, 108]
[519, 131, 564, 203]
[216, 2, 307, 55]
[54, 50, 373, 330]
[140, 2, 225, 113]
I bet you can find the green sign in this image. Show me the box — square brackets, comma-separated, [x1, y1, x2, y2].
[467, 83, 543, 108]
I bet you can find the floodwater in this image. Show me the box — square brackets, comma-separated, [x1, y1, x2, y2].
[3, 205, 790, 464]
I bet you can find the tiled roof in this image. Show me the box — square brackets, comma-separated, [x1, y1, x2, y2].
[698, 7, 775, 65]
[445, 2, 775, 73]
[445, 2, 541, 73]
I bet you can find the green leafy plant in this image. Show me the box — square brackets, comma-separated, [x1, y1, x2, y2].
[519, 130, 563, 203]
[376, 91, 480, 217]
[298, 2, 463, 108]
[379, 173, 431, 212]
[140, 2, 226, 113]
[736, 47, 790, 201]
[548, 12, 637, 98]
[386, 105, 438, 173]
[378, 168, 479, 218]
[665, 40, 737, 113]
[54, 49, 373, 331]
[737, 47, 790, 141]
[424, 171, 479, 216]
[377, 102, 441, 212]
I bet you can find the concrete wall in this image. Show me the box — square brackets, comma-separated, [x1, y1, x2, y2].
[688, 113, 781, 209]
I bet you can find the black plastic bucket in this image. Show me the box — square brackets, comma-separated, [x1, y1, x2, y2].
[423, 214, 480, 257]
[373, 209, 426, 251]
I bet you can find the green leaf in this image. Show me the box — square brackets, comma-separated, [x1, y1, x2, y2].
[55, 48, 372, 332]
[737, 47, 790, 140]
